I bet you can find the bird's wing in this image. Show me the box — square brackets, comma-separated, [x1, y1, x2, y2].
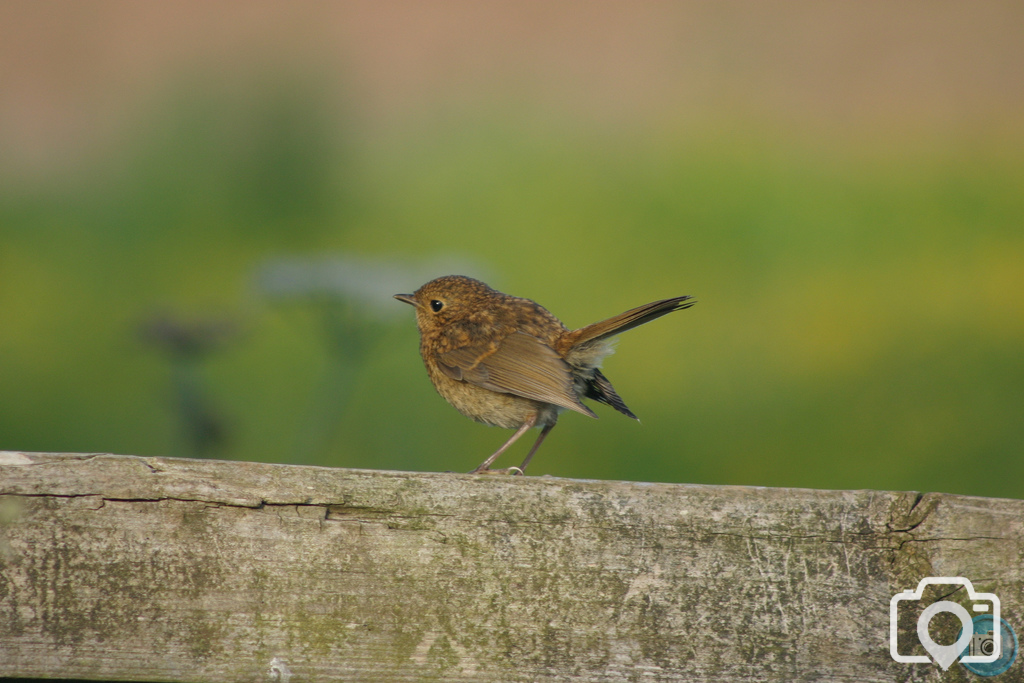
[436, 331, 596, 418]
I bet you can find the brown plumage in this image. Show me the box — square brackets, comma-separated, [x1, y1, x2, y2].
[395, 275, 695, 474]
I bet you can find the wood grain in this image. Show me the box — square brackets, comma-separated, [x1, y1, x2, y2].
[1, 452, 1021, 682]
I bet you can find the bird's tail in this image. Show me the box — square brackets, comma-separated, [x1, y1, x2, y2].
[565, 295, 695, 348]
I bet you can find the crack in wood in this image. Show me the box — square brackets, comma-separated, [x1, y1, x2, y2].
[1, 453, 1021, 683]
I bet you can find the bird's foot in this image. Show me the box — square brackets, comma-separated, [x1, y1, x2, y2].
[468, 466, 525, 476]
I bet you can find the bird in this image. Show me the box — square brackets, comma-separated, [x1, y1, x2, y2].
[394, 275, 695, 474]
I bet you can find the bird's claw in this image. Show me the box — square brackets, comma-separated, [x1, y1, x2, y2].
[469, 466, 525, 476]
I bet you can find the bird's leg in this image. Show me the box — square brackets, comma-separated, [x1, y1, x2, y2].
[469, 413, 537, 474]
[516, 422, 555, 474]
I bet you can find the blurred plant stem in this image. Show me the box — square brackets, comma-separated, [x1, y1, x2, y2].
[140, 315, 236, 459]
[289, 298, 386, 462]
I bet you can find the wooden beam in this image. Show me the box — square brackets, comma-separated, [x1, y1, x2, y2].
[1, 451, 1021, 681]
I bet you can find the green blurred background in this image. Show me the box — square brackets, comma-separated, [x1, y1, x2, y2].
[1, 3, 1022, 498]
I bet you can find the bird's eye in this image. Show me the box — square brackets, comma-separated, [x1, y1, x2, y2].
[429, 300, 444, 312]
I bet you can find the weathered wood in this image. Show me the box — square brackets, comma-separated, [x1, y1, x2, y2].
[0, 451, 1021, 682]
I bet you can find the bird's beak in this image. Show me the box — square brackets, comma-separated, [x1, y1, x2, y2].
[394, 293, 418, 307]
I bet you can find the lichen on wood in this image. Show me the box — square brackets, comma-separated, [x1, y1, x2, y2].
[1, 452, 1021, 682]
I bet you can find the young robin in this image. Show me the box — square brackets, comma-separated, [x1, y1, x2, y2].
[395, 275, 695, 474]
